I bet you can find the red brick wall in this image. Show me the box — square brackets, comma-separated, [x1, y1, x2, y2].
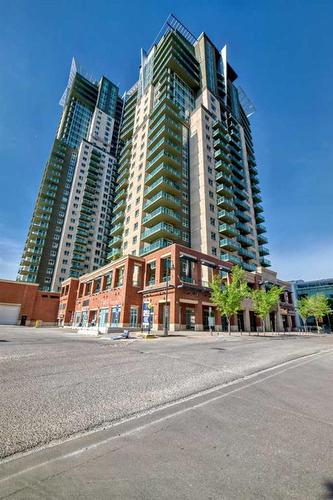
[0, 280, 59, 324]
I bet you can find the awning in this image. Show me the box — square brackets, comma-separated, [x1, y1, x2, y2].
[200, 259, 218, 269]
[179, 253, 197, 262]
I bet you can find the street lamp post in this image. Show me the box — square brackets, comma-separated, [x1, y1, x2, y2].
[163, 260, 174, 337]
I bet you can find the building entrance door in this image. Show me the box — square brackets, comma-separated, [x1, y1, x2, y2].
[185, 307, 195, 330]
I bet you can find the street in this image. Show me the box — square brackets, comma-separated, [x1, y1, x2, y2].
[0, 327, 333, 499]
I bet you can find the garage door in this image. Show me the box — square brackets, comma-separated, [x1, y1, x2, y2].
[0, 304, 20, 325]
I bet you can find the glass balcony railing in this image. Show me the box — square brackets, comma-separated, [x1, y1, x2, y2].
[143, 191, 181, 211]
[141, 222, 181, 241]
[239, 247, 256, 259]
[145, 163, 181, 184]
[238, 234, 254, 247]
[142, 206, 181, 226]
[242, 262, 257, 272]
[259, 245, 269, 256]
[215, 160, 231, 174]
[219, 223, 238, 237]
[236, 222, 252, 234]
[218, 210, 237, 224]
[260, 257, 271, 267]
[217, 197, 236, 210]
[220, 253, 242, 265]
[235, 210, 251, 223]
[139, 238, 173, 256]
[110, 223, 123, 236]
[144, 176, 180, 196]
[256, 224, 267, 234]
[216, 184, 233, 198]
[220, 238, 240, 251]
[216, 172, 233, 186]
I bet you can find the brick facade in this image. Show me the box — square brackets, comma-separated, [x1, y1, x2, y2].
[59, 244, 296, 333]
[0, 280, 60, 326]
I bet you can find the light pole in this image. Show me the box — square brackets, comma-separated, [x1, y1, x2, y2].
[163, 260, 174, 337]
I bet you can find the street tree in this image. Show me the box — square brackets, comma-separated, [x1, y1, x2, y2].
[309, 294, 330, 332]
[297, 297, 312, 332]
[210, 265, 250, 334]
[252, 285, 284, 333]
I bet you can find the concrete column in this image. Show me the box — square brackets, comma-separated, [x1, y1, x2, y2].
[276, 309, 284, 332]
[195, 302, 203, 331]
[243, 308, 251, 333]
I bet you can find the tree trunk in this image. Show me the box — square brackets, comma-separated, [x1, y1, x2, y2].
[315, 317, 319, 333]
[227, 317, 231, 335]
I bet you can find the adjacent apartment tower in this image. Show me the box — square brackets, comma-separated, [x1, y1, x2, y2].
[18, 59, 123, 291]
[108, 16, 270, 275]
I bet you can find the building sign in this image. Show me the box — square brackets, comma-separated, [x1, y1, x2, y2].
[142, 301, 153, 329]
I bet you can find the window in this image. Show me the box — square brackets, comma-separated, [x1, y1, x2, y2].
[209, 203, 214, 212]
[133, 236, 137, 244]
[210, 217, 215, 226]
[212, 247, 217, 256]
[211, 232, 216, 241]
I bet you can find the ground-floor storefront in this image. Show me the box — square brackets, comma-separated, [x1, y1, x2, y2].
[58, 244, 296, 333]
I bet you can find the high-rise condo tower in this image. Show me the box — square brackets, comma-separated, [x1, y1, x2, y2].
[18, 59, 123, 291]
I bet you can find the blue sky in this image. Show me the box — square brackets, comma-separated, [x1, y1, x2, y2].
[0, 0, 332, 281]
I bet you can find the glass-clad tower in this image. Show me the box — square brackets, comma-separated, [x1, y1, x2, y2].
[108, 16, 270, 272]
[18, 59, 123, 291]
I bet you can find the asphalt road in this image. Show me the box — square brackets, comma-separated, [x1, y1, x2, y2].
[0, 327, 333, 499]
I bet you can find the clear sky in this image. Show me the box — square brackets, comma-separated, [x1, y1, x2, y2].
[0, 0, 332, 282]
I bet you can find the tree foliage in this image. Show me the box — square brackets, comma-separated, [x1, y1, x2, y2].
[252, 285, 284, 331]
[210, 265, 250, 334]
[298, 294, 330, 332]
[297, 297, 312, 331]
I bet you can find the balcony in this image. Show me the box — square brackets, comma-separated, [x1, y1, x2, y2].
[258, 234, 268, 245]
[220, 238, 240, 252]
[215, 160, 231, 174]
[112, 210, 125, 225]
[259, 246, 269, 256]
[145, 163, 181, 185]
[218, 210, 237, 224]
[235, 210, 251, 223]
[144, 176, 180, 197]
[236, 222, 252, 234]
[107, 248, 121, 260]
[143, 191, 181, 211]
[253, 193, 262, 204]
[254, 203, 264, 214]
[109, 236, 122, 247]
[233, 185, 248, 200]
[235, 198, 251, 212]
[242, 262, 257, 272]
[216, 183, 233, 198]
[147, 126, 181, 149]
[139, 238, 173, 256]
[113, 200, 126, 213]
[141, 222, 181, 242]
[215, 172, 233, 186]
[214, 138, 229, 154]
[110, 223, 123, 236]
[214, 148, 231, 164]
[237, 234, 254, 247]
[239, 247, 256, 259]
[146, 149, 181, 172]
[256, 224, 267, 234]
[255, 213, 265, 224]
[219, 223, 238, 238]
[114, 189, 126, 203]
[142, 206, 181, 226]
[217, 197, 235, 211]
[260, 257, 271, 267]
[220, 253, 242, 265]
[147, 137, 181, 161]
